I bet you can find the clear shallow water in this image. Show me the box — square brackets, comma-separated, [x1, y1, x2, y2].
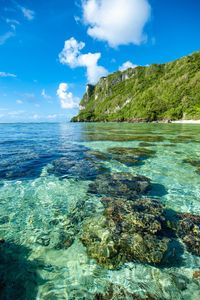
[0, 122, 200, 299]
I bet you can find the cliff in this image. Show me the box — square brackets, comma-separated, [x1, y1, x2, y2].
[71, 51, 200, 122]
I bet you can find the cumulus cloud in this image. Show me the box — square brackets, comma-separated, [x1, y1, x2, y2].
[0, 72, 16, 78]
[57, 83, 80, 109]
[119, 61, 138, 71]
[82, 0, 151, 47]
[59, 37, 108, 84]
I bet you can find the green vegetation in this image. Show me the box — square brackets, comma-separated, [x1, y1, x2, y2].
[71, 51, 200, 122]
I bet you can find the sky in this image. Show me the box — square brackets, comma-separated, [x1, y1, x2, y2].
[0, 0, 200, 123]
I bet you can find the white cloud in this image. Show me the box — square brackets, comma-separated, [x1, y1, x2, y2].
[19, 6, 35, 20]
[7, 110, 25, 116]
[6, 19, 20, 25]
[41, 89, 52, 100]
[0, 32, 15, 45]
[59, 37, 108, 84]
[0, 72, 16, 78]
[119, 61, 137, 71]
[23, 93, 35, 99]
[16, 99, 23, 104]
[82, 0, 151, 47]
[32, 114, 39, 120]
[57, 83, 80, 109]
[5, 18, 20, 31]
[47, 114, 57, 120]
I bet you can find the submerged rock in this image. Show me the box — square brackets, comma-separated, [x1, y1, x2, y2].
[183, 158, 200, 175]
[139, 142, 156, 147]
[0, 216, 9, 225]
[170, 135, 198, 143]
[81, 198, 176, 269]
[106, 147, 156, 167]
[86, 150, 112, 162]
[95, 283, 158, 300]
[88, 172, 151, 199]
[86, 147, 155, 167]
[48, 156, 109, 181]
[176, 213, 200, 256]
[82, 134, 165, 143]
[193, 270, 200, 279]
[166, 211, 200, 256]
[107, 147, 156, 158]
[114, 156, 142, 166]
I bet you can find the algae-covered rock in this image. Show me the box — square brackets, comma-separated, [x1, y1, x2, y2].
[81, 198, 172, 269]
[183, 158, 200, 175]
[165, 211, 200, 256]
[139, 142, 156, 147]
[95, 283, 158, 300]
[107, 147, 156, 158]
[106, 147, 156, 167]
[175, 213, 200, 256]
[88, 173, 151, 199]
[80, 134, 165, 142]
[87, 148, 156, 167]
[48, 156, 109, 180]
[86, 150, 112, 162]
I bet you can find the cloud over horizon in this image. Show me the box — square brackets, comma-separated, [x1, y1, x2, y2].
[59, 37, 108, 84]
[82, 0, 151, 47]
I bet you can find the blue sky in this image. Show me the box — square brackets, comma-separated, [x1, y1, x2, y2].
[0, 0, 200, 122]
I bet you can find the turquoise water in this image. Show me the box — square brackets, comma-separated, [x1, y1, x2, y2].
[0, 122, 200, 299]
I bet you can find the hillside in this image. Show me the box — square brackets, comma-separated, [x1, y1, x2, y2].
[71, 51, 200, 122]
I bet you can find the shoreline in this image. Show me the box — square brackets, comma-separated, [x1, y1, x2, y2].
[171, 120, 200, 124]
[71, 119, 200, 124]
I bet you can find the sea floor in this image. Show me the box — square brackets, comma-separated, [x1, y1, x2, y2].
[0, 122, 200, 299]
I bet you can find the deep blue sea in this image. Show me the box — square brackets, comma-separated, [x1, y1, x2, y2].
[0, 122, 200, 299]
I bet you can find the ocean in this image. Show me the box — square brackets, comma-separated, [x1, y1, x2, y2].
[0, 122, 200, 299]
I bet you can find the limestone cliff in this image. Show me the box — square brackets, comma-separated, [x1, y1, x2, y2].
[72, 51, 200, 122]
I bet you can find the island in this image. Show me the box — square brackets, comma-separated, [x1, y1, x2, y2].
[72, 51, 200, 123]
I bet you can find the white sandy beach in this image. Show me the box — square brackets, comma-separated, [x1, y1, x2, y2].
[172, 120, 200, 124]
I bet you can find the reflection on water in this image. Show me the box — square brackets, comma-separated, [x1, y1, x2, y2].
[0, 122, 200, 299]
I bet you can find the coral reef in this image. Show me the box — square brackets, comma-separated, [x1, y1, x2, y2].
[88, 173, 151, 199]
[81, 198, 179, 269]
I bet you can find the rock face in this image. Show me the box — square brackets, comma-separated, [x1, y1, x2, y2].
[81, 198, 176, 269]
[71, 51, 200, 122]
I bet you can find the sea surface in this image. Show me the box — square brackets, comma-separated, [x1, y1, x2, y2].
[0, 122, 200, 300]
